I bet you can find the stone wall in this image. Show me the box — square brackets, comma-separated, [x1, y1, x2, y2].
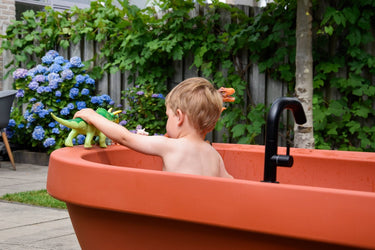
[0, 0, 16, 90]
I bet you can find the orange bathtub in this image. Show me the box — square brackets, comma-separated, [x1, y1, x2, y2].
[47, 144, 375, 249]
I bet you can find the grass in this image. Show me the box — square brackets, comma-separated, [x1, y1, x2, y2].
[0, 189, 67, 209]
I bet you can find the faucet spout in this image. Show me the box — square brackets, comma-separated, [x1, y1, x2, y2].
[263, 97, 307, 183]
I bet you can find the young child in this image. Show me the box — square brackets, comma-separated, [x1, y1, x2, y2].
[74, 77, 233, 178]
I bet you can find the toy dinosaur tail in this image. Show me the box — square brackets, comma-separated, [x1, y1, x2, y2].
[51, 113, 85, 130]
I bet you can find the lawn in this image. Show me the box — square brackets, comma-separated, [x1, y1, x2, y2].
[0, 189, 67, 209]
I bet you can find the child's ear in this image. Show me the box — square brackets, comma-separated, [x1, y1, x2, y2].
[176, 109, 184, 126]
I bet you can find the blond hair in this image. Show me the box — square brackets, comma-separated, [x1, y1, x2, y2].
[165, 77, 223, 135]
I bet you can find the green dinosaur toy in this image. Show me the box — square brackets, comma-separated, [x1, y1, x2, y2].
[51, 108, 122, 148]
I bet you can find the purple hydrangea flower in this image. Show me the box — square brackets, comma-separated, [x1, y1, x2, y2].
[119, 120, 127, 126]
[13, 68, 28, 79]
[136, 91, 144, 95]
[28, 81, 39, 90]
[16, 89, 24, 98]
[33, 74, 45, 83]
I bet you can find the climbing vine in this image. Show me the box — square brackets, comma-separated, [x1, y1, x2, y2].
[1, 0, 375, 151]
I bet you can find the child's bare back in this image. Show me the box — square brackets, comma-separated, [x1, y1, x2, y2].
[162, 137, 230, 177]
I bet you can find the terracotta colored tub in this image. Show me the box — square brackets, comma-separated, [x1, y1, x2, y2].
[47, 144, 375, 249]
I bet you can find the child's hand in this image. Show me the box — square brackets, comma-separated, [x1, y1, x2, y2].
[73, 108, 98, 124]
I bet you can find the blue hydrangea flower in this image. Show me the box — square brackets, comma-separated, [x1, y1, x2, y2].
[35, 65, 48, 74]
[70, 56, 84, 67]
[6, 129, 14, 138]
[67, 103, 75, 110]
[16, 89, 24, 98]
[81, 88, 90, 95]
[60, 107, 70, 115]
[27, 68, 37, 77]
[85, 77, 95, 85]
[47, 72, 60, 81]
[100, 94, 112, 103]
[75, 74, 85, 84]
[41, 55, 54, 64]
[28, 81, 39, 90]
[48, 63, 63, 73]
[8, 119, 16, 127]
[36, 86, 45, 94]
[48, 122, 56, 128]
[23, 110, 30, 120]
[55, 91, 62, 97]
[27, 115, 35, 123]
[29, 97, 37, 102]
[12, 68, 28, 79]
[31, 102, 44, 113]
[44, 86, 52, 93]
[53, 56, 66, 65]
[37, 109, 50, 118]
[91, 96, 101, 104]
[59, 124, 69, 130]
[69, 88, 79, 99]
[18, 124, 25, 129]
[33, 74, 45, 82]
[48, 79, 60, 90]
[45, 50, 59, 58]
[43, 137, 56, 147]
[62, 62, 72, 70]
[76, 101, 86, 110]
[52, 128, 60, 134]
[32, 126, 45, 141]
[77, 134, 86, 145]
[61, 69, 74, 80]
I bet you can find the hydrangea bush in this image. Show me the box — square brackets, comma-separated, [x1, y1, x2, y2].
[7, 50, 115, 153]
[121, 85, 166, 136]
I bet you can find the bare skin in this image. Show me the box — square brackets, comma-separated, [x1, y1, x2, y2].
[74, 107, 233, 178]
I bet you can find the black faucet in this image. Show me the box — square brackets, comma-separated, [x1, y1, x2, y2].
[262, 97, 307, 183]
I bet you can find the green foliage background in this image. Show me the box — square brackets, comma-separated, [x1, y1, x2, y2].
[1, 0, 375, 151]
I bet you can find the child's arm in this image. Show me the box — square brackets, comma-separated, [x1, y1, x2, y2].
[74, 108, 171, 156]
